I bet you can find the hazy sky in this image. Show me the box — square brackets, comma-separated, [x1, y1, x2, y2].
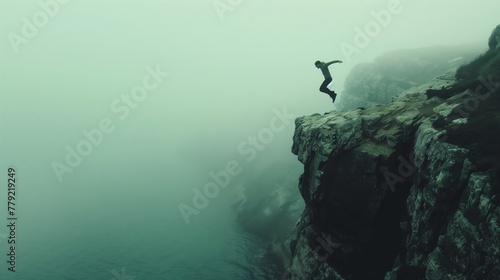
[1, 3, 498, 278]
[0, 0, 499, 224]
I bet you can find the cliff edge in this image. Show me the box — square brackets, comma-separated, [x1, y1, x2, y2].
[286, 26, 500, 280]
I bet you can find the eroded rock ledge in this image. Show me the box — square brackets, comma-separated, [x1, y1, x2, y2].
[287, 60, 500, 279]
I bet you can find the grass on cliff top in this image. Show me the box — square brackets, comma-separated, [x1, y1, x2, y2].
[426, 48, 499, 99]
[456, 47, 500, 83]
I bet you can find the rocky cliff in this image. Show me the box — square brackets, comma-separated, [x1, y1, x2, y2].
[336, 43, 485, 111]
[489, 24, 500, 49]
[285, 26, 500, 280]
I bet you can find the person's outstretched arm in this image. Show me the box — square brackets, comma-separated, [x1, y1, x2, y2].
[325, 60, 343, 66]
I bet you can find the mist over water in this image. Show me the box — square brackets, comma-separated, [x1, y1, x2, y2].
[1, 0, 499, 279]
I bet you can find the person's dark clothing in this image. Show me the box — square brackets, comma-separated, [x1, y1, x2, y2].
[319, 77, 335, 95]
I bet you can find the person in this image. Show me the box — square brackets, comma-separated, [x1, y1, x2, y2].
[315, 60, 343, 102]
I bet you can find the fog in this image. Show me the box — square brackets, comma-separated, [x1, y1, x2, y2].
[0, 0, 498, 278]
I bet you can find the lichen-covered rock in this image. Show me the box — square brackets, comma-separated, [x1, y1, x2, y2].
[289, 83, 432, 279]
[287, 29, 500, 279]
[423, 173, 499, 279]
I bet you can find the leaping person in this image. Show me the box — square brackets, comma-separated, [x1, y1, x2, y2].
[315, 60, 343, 103]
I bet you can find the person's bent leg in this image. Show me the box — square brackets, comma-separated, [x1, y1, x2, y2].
[319, 78, 337, 103]
[319, 78, 334, 95]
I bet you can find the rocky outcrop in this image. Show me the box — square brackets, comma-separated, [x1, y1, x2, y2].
[337, 44, 484, 111]
[489, 24, 500, 49]
[286, 27, 500, 280]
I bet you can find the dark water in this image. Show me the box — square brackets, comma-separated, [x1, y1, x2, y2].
[1, 213, 279, 280]
[0, 177, 281, 280]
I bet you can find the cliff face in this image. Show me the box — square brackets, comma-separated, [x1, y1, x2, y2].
[287, 29, 500, 280]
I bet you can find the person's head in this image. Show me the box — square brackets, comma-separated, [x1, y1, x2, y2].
[315, 60, 322, 68]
